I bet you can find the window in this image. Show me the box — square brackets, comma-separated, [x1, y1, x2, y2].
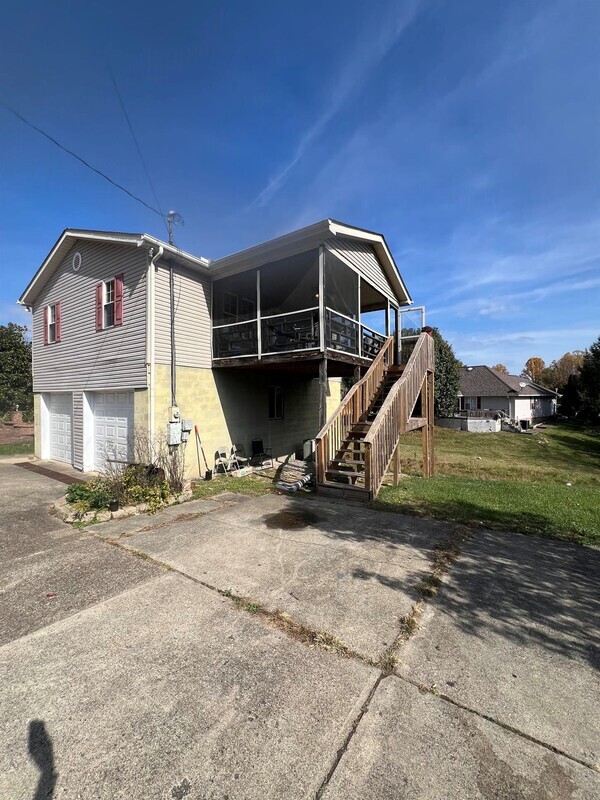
[104, 280, 115, 328]
[96, 275, 124, 331]
[268, 386, 284, 420]
[44, 302, 61, 344]
[48, 304, 56, 343]
[464, 396, 477, 410]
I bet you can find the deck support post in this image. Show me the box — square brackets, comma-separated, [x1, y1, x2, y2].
[421, 370, 435, 478]
[427, 369, 435, 476]
[392, 440, 400, 486]
[319, 357, 328, 430]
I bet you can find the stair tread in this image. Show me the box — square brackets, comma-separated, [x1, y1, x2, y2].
[326, 469, 366, 478]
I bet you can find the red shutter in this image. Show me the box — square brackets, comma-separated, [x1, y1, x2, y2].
[95, 284, 103, 331]
[43, 306, 48, 345]
[55, 302, 62, 342]
[114, 274, 124, 325]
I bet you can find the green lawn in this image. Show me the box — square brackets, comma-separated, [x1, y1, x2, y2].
[192, 473, 274, 500]
[374, 423, 600, 547]
[0, 440, 34, 456]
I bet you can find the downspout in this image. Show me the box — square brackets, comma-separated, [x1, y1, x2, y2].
[169, 263, 176, 407]
[148, 245, 163, 450]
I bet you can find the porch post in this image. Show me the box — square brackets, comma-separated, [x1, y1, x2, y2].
[319, 357, 328, 430]
[318, 246, 325, 353]
[394, 306, 400, 365]
[256, 269, 262, 360]
[386, 299, 390, 337]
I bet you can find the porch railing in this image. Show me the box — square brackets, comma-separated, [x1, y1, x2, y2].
[315, 336, 395, 485]
[363, 332, 434, 495]
[213, 305, 388, 362]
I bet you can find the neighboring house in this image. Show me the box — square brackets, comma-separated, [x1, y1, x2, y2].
[457, 366, 558, 423]
[19, 219, 422, 481]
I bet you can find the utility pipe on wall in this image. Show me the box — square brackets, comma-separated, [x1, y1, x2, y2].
[169, 263, 176, 407]
[148, 245, 163, 449]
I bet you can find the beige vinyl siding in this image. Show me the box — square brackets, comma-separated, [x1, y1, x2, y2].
[31, 240, 148, 392]
[155, 264, 212, 369]
[329, 237, 397, 305]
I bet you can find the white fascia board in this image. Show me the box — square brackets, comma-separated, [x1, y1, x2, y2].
[328, 220, 413, 305]
[19, 229, 210, 306]
[18, 230, 143, 306]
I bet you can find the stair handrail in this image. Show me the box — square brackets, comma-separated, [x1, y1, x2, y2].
[363, 333, 434, 496]
[315, 336, 394, 484]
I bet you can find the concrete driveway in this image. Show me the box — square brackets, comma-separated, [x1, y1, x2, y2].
[1, 462, 598, 799]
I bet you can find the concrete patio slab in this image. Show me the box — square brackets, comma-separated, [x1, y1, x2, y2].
[93, 492, 452, 660]
[0, 573, 378, 800]
[322, 676, 599, 799]
[398, 529, 600, 766]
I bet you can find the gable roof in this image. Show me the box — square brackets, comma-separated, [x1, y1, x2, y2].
[459, 366, 558, 398]
[209, 218, 413, 305]
[18, 229, 211, 306]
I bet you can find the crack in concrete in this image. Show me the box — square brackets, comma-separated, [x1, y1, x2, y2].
[91, 523, 600, 782]
[314, 673, 383, 799]
[393, 671, 600, 775]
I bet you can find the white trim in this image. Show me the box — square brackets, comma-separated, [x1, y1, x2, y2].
[325, 306, 358, 325]
[262, 305, 319, 321]
[19, 229, 210, 306]
[256, 269, 262, 360]
[262, 346, 320, 357]
[212, 318, 258, 330]
[82, 391, 95, 472]
[214, 347, 320, 361]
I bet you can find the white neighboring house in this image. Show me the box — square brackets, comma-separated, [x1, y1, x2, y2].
[457, 366, 558, 423]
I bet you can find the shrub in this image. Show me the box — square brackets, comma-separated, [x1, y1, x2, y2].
[66, 465, 171, 515]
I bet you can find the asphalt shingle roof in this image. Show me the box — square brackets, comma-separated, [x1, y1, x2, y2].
[459, 366, 557, 398]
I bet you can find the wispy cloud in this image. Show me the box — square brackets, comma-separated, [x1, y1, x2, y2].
[448, 326, 597, 374]
[248, 0, 421, 209]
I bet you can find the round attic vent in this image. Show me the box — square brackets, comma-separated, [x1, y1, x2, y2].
[519, 381, 527, 388]
[72, 252, 82, 272]
[467, 366, 473, 371]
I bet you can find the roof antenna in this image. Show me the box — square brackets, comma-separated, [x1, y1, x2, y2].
[166, 210, 184, 245]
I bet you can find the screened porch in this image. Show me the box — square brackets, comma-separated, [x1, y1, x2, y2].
[212, 246, 419, 368]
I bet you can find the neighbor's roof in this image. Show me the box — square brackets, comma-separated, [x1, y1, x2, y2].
[210, 218, 413, 305]
[459, 366, 558, 398]
[19, 229, 211, 306]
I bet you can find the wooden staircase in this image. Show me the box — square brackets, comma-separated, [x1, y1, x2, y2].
[315, 332, 435, 501]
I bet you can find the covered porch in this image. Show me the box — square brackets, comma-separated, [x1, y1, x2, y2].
[211, 244, 421, 373]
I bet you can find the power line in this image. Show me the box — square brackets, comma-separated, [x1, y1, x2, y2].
[0, 100, 165, 219]
[108, 66, 169, 237]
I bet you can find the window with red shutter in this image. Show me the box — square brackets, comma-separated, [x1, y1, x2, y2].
[55, 302, 62, 342]
[114, 274, 124, 325]
[95, 284, 103, 331]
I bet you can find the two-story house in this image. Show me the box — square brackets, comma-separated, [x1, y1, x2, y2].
[19, 219, 434, 499]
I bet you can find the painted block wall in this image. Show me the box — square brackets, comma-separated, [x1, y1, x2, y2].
[153, 365, 341, 479]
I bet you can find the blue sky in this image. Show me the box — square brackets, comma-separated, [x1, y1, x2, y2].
[1, 0, 598, 373]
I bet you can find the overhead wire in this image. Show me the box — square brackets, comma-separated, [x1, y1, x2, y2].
[0, 100, 165, 220]
[107, 66, 170, 238]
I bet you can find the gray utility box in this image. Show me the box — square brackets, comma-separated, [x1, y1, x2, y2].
[167, 421, 182, 445]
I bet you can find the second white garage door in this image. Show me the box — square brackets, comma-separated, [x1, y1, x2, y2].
[93, 391, 134, 471]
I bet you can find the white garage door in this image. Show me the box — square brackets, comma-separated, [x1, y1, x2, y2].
[48, 393, 73, 464]
[93, 391, 134, 471]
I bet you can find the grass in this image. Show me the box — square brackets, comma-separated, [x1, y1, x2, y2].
[374, 423, 600, 548]
[191, 473, 274, 500]
[0, 440, 34, 456]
